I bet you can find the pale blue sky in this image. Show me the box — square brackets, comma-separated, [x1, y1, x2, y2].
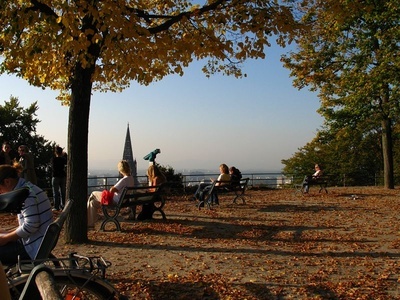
[1, 44, 323, 173]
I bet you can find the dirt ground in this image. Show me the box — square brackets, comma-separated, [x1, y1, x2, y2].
[5, 186, 400, 299]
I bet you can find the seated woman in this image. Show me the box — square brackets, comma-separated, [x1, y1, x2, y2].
[87, 160, 135, 229]
[196, 163, 231, 205]
[134, 163, 167, 220]
[302, 164, 323, 193]
[229, 166, 242, 184]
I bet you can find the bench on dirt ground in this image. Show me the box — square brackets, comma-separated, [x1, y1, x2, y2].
[294, 176, 329, 195]
[197, 178, 249, 210]
[100, 183, 169, 231]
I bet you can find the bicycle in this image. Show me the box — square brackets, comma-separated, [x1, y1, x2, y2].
[0, 188, 127, 300]
[6, 252, 124, 299]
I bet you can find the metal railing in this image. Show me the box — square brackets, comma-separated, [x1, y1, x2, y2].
[87, 173, 294, 194]
[86, 172, 394, 194]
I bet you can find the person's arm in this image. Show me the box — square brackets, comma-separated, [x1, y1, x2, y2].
[15, 190, 42, 240]
[0, 230, 19, 246]
[214, 174, 224, 186]
[109, 186, 118, 196]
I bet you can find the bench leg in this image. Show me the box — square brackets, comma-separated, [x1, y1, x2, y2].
[233, 192, 246, 204]
[294, 184, 304, 195]
[318, 185, 328, 193]
[100, 218, 122, 232]
[101, 206, 123, 231]
[154, 207, 167, 220]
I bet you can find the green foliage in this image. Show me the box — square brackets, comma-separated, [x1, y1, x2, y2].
[157, 164, 183, 183]
[281, 0, 400, 188]
[282, 124, 384, 186]
[0, 96, 56, 188]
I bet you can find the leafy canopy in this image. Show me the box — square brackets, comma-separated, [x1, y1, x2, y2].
[281, 0, 400, 188]
[1, 0, 296, 103]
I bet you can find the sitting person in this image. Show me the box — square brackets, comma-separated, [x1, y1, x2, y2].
[302, 164, 323, 193]
[197, 163, 231, 205]
[134, 163, 167, 220]
[0, 164, 53, 265]
[87, 160, 135, 229]
[229, 166, 242, 184]
[147, 163, 167, 190]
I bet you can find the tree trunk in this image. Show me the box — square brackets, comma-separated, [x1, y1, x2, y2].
[65, 65, 94, 243]
[381, 117, 394, 189]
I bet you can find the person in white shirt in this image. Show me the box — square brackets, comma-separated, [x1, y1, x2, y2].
[87, 160, 135, 229]
[0, 165, 52, 265]
[303, 164, 323, 193]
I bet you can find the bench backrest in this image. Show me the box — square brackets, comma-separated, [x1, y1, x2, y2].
[118, 182, 169, 206]
[207, 178, 249, 194]
[34, 199, 73, 261]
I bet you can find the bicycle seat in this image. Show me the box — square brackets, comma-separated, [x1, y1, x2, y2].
[0, 188, 29, 213]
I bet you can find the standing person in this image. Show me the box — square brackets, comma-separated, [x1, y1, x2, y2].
[302, 164, 323, 193]
[51, 146, 67, 211]
[87, 160, 135, 229]
[0, 141, 17, 165]
[17, 145, 37, 185]
[0, 164, 53, 265]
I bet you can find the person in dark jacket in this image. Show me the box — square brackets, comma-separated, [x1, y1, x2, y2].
[229, 166, 242, 184]
[0, 142, 17, 166]
[50, 146, 67, 211]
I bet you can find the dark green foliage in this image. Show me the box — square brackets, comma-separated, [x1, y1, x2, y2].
[0, 96, 56, 188]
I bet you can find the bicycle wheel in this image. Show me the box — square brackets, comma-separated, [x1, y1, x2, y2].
[9, 270, 121, 300]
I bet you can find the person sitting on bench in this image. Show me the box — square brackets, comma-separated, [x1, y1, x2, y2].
[229, 166, 242, 184]
[87, 160, 135, 229]
[133, 162, 167, 220]
[196, 163, 231, 205]
[302, 164, 323, 193]
[0, 164, 53, 265]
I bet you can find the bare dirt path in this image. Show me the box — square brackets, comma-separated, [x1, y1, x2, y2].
[4, 186, 400, 299]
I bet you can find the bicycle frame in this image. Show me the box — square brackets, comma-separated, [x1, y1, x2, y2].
[7, 253, 122, 300]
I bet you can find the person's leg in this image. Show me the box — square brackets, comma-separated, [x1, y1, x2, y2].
[60, 176, 67, 209]
[87, 191, 102, 227]
[212, 192, 219, 205]
[194, 183, 207, 199]
[52, 177, 61, 210]
[0, 240, 30, 265]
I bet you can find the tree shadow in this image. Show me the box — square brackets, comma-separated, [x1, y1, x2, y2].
[259, 203, 346, 213]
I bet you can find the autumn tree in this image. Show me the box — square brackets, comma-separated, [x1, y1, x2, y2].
[282, 0, 400, 189]
[0, 0, 296, 242]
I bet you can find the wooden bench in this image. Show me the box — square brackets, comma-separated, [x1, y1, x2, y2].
[100, 183, 169, 231]
[294, 176, 328, 195]
[198, 178, 249, 209]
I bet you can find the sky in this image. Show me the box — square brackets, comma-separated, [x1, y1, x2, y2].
[0, 43, 323, 174]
